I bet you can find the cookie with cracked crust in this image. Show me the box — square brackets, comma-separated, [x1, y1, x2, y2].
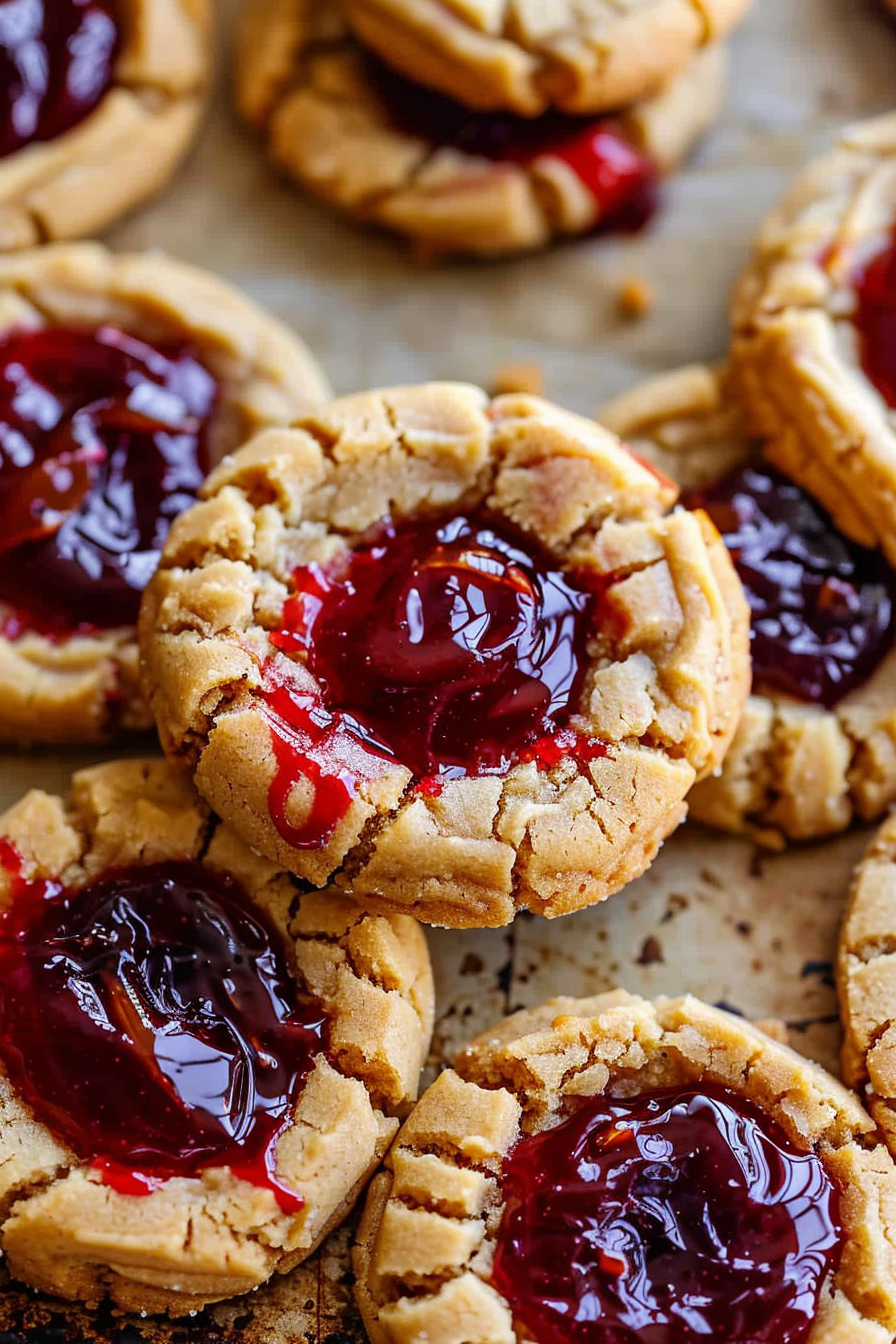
[141, 382, 750, 928]
[355, 990, 896, 1344]
[0, 758, 434, 1315]
[0, 242, 331, 745]
[731, 113, 896, 570]
[839, 813, 896, 1154]
[237, 0, 725, 259]
[600, 364, 896, 849]
[0, 0, 212, 248]
[335, 0, 750, 117]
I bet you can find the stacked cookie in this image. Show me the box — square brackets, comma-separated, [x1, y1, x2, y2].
[601, 112, 896, 849]
[237, 0, 754, 257]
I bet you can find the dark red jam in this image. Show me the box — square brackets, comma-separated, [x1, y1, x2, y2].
[683, 464, 896, 706]
[492, 1085, 842, 1344]
[0, 0, 119, 160]
[373, 61, 657, 232]
[0, 325, 217, 638]
[262, 514, 607, 849]
[0, 846, 327, 1210]
[853, 230, 896, 407]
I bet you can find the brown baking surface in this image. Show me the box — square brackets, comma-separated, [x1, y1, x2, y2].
[2, 0, 896, 1337]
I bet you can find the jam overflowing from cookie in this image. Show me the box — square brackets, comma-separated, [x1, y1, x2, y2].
[262, 514, 605, 848]
[683, 464, 896, 706]
[373, 61, 657, 232]
[0, 846, 327, 1209]
[0, 0, 119, 159]
[0, 325, 218, 638]
[492, 1085, 842, 1344]
[853, 229, 896, 408]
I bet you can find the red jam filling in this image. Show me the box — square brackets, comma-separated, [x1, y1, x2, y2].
[0, 0, 119, 159]
[683, 464, 896, 707]
[373, 61, 658, 233]
[0, 844, 327, 1210]
[492, 1085, 842, 1344]
[0, 325, 218, 638]
[262, 514, 606, 849]
[853, 229, 896, 407]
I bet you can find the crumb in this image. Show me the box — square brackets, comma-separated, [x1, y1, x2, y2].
[635, 935, 663, 966]
[617, 276, 655, 320]
[492, 362, 544, 397]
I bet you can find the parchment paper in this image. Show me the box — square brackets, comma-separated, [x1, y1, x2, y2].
[1, 0, 895, 1338]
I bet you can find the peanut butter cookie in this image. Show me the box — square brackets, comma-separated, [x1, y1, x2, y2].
[838, 813, 896, 1150]
[336, 0, 750, 117]
[0, 758, 434, 1315]
[141, 382, 750, 928]
[355, 991, 896, 1344]
[237, 0, 725, 259]
[600, 364, 896, 849]
[0, 242, 330, 745]
[839, 812, 896, 1182]
[0, 0, 213, 248]
[732, 113, 896, 569]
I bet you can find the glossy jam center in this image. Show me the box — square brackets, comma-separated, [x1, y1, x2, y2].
[0, 325, 218, 638]
[0, 848, 327, 1209]
[853, 230, 896, 407]
[273, 514, 597, 776]
[0, 0, 119, 159]
[261, 515, 605, 849]
[373, 60, 657, 230]
[492, 1086, 842, 1344]
[683, 464, 896, 706]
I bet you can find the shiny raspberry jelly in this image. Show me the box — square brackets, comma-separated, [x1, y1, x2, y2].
[373, 61, 658, 233]
[683, 464, 896, 706]
[853, 228, 896, 407]
[261, 515, 607, 849]
[0, 0, 119, 159]
[492, 1085, 842, 1344]
[0, 847, 327, 1209]
[0, 325, 217, 638]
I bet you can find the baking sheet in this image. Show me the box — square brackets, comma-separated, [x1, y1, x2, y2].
[2, 0, 896, 1338]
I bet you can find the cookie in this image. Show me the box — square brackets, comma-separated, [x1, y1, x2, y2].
[141, 382, 750, 928]
[600, 364, 896, 849]
[0, 758, 434, 1315]
[839, 812, 896, 1151]
[0, 0, 212, 248]
[355, 990, 896, 1344]
[335, 0, 750, 117]
[731, 113, 896, 569]
[0, 242, 330, 746]
[237, 0, 725, 259]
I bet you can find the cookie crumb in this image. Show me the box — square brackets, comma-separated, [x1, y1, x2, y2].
[617, 276, 655, 320]
[492, 362, 544, 397]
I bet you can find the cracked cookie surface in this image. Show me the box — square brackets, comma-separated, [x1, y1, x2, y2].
[236, 0, 725, 259]
[839, 813, 896, 1154]
[0, 758, 434, 1316]
[600, 363, 896, 849]
[354, 990, 896, 1344]
[141, 382, 750, 928]
[334, 0, 749, 116]
[0, 242, 331, 746]
[0, 0, 212, 247]
[731, 113, 896, 569]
